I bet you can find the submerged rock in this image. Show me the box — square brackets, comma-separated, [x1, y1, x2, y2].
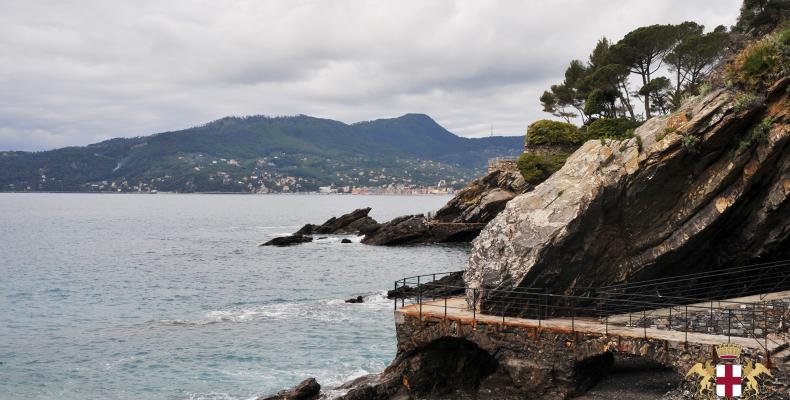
[260, 234, 313, 246]
[258, 377, 320, 400]
[345, 296, 364, 303]
[340, 238, 353, 244]
[464, 78, 790, 311]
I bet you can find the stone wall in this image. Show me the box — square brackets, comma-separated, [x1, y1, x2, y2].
[388, 311, 786, 399]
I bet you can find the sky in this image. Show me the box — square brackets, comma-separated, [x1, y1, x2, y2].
[0, 0, 742, 151]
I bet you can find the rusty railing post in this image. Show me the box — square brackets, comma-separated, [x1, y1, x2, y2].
[393, 281, 398, 310]
[432, 273, 436, 302]
[444, 296, 447, 319]
[418, 275, 422, 320]
[685, 304, 689, 344]
[643, 310, 647, 339]
[764, 301, 768, 352]
[401, 278, 405, 308]
[473, 288, 477, 323]
[668, 306, 672, 330]
[571, 297, 575, 334]
[728, 309, 732, 343]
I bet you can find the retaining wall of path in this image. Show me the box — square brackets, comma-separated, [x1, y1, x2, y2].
[394, 307, 788, 399]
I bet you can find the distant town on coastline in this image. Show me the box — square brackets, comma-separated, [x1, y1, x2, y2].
[0, 114, 523, 194]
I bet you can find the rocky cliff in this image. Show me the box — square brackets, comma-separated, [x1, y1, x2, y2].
[464, 78, 790, 310]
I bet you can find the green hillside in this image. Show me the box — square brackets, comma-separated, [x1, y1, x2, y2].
[0, 114, 524, 193]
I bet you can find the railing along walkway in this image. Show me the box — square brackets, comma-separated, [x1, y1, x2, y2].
[397, 297, 786, 352]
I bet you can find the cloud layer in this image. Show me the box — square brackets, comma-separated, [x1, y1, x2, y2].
[0, 0, 741, 151]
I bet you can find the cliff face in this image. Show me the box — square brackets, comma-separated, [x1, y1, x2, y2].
[464, 79, 790, 303]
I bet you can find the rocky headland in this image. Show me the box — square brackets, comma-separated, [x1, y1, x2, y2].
[260, 18, 790, 400]
[261, 168, 530, 247]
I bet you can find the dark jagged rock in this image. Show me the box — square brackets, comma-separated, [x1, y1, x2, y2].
[257, 377, 320, 400]
[465, 78, 790, 312]
[360, 215, 485, 246]
[334, 338, 500, 400]
[361, 170, 528, 246]
[433, 169, 528, 223]
[296, 208, 379, 235]
[264, 208, 376, 247]
[260, 234, 313, 247]
[345, 296, 364, 303]
[387, 271, 465, 299]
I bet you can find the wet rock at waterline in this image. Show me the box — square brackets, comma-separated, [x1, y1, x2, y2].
[260, 234, 313, 246]
[345, 296, 364, 303]
[257, 377, 320, 400]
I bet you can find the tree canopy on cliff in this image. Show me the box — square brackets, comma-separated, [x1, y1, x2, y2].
[540, 21, 729, 125]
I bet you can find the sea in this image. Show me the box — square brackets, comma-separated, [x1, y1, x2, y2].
[0, 193, 470, 400]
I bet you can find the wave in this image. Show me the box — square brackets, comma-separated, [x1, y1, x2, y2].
[161, 291, 391, 326]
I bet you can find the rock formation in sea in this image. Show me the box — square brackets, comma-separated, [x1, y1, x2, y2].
[261, 208, 378, 246]
[464, 76, 790, 313]
[262, 169, 530, 247]
[295, 207, 379, 235]
[260, 234, 314, 246]
[361, 169, 528, 245]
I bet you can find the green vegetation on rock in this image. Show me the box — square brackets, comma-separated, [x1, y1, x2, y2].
[585, 118, 642, 141]
[728, 25, 790, 90]
[517, 152, 569, 184]
[526, 120, 583, 146]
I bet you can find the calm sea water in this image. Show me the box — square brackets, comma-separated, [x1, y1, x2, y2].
[0, 194, 469, 400]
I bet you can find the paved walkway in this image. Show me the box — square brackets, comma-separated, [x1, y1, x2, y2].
[397, 296, 785, 352]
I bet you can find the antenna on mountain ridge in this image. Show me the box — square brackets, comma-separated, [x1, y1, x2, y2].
[490, 123, 493, 137]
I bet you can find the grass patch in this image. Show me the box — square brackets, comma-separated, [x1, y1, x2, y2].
[728, 25, 790, 90]
[681, 135, 701, 153]
[733, 92, 764, 112]
[738, 116, 774, 152]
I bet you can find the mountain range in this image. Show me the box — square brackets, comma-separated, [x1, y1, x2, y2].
[0, 113, 524, 193]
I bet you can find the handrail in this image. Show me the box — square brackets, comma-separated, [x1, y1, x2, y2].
[393, 260, 790, 351]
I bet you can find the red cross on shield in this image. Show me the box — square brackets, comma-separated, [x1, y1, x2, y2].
[716, 364, 742, 398]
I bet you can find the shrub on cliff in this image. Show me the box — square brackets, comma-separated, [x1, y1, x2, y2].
[526, 120, 583, 147]
[585, 118, 643, 141]
[728, 25, 790, 90]
[517, 152, 569, 185]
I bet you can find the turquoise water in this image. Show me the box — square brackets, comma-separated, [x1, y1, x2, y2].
[0, 194, 469, 400]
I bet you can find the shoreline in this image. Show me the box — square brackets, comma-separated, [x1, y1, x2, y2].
[0, 191, 455, 196]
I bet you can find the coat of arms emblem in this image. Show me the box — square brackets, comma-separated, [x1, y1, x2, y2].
[686, 344, 772, 399]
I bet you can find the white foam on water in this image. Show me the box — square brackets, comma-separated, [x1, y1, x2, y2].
[185, 392, 249, 400]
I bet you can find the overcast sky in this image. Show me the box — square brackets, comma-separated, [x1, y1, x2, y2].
[0, 0, 741, 151]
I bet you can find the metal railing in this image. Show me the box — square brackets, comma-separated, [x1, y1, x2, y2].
[393, 261, 790, 352]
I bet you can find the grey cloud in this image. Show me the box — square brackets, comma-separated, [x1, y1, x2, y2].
[0, 0, 741, 150]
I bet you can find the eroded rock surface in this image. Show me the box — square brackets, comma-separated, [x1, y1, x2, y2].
[464, 79, 790, 310]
